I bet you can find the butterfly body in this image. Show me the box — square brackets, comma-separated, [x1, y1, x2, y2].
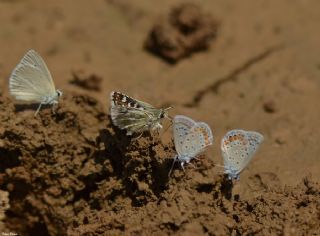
[40, 89, 62, 104]
[176, 154, 193, 164]
[221, 129, 264, 180]
[9, 49, 62, 115]
[169, 115, 213, 175]
[110, 91, 170, 135]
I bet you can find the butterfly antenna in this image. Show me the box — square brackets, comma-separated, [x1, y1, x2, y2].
[168, 156, 178, 177]
[215, 164, 225, 169]
[161, 122, 173, 139]
[164, 106, 173, 121]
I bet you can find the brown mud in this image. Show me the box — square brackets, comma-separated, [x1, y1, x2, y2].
[0, 0, 320, 235]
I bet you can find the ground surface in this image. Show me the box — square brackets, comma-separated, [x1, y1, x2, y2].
[0, 0, 319, 235]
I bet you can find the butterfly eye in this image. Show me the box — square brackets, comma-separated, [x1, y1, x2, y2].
[56, 90, 63, 97]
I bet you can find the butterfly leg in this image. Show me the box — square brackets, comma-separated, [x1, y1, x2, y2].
[181, 162, 186, 173]
[154, 127, 162, 143]
[188, 161, 197, 169]
[51, 102, 58, 114]
[149, 129, 156, 145]
[34, 103, 44, 117]
[168, 156, 178, 177]
[151, 125, 161, 144]
[131, 132, 143, 141]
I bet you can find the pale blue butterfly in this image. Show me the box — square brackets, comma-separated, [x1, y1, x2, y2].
[169, 115, 213, 175]
[221, 129, 264, 180]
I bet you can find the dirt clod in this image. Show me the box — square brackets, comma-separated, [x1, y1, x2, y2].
[263, 100, 277, 113]
[70, 70, 103, 91]
[145, 3, 219, 63]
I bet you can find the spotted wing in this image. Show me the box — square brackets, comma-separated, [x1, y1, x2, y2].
[245, 131, 264, 156]
[180, 122, 213, 157]
[173, 115, 196, 156]
[110, 91, 160, 135]
[9, 49, 56, 102]
[221, 129, 263, 175]
[110, 91, 153, 109]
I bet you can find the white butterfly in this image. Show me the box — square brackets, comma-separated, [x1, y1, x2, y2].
[221, 129, 264, 180]
[9, 49, 62, 116]
[169, 115, 213, 175]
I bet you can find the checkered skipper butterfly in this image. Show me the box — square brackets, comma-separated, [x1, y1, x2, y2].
[110, 91, 172, 135]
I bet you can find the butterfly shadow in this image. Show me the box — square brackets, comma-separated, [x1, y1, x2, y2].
[61, 121, 128, 210]
[220, 175, 236, 200]
[149, 155, 173, 196]
[98, 122, 175, 205]
[95, 127, 130, 179]
[14, 103, 37, 112]
[122, 131, 173, 201]
[14, 103, 53, 115]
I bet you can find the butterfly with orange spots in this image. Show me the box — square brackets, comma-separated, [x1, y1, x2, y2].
[221, 129, 264, 180]
[169, 115, 213, 176]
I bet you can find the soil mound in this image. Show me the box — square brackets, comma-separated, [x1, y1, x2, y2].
[0, 94, 319, 235]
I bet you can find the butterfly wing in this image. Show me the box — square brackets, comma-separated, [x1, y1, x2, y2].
[110, 105, 152, 135]
[173, 115, 197, 156]
[221, 129, 263, 177]
[110, 91, 162, 135]
[243, 131, 264, 169]
[9, 49, 56, 102]
[180, 122, 213, 158]
[111, 91, 146, 110]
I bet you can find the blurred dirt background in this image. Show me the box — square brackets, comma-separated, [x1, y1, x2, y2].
[0, 0, 320, 235]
